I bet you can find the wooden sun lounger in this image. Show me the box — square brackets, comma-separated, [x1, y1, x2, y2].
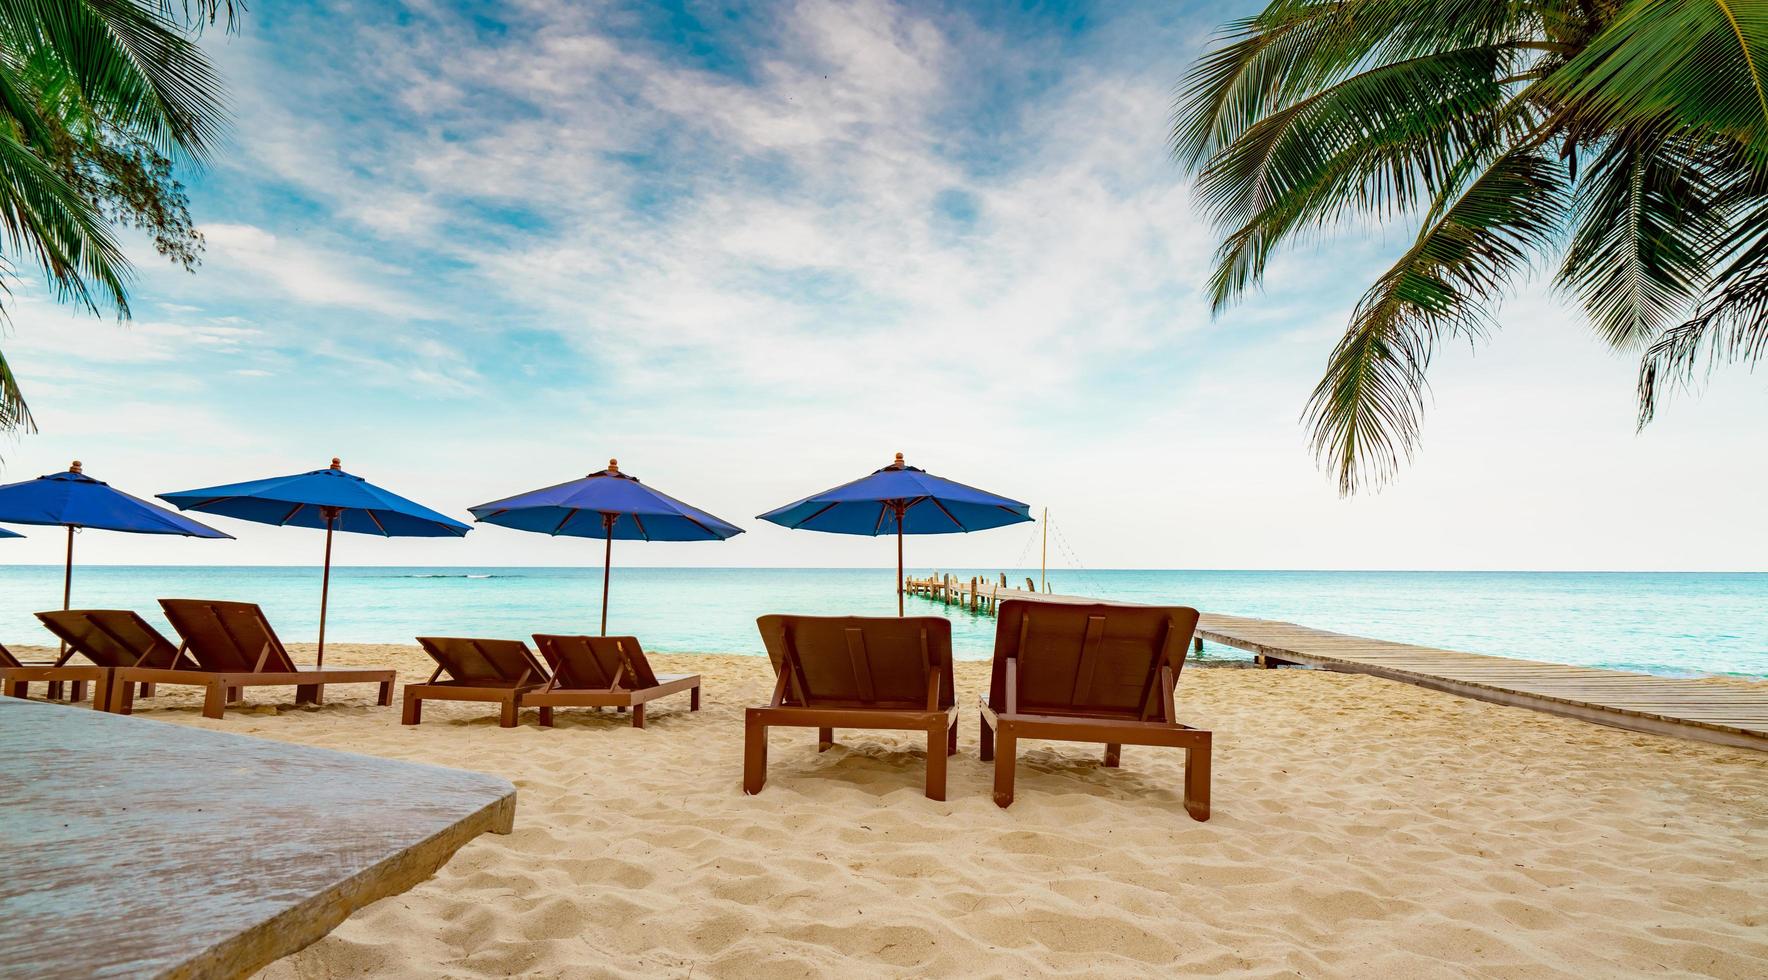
[980, 599, 1211, 820]
[0, 638, 105, 707]
[746, 614, 959, 801]
[403, 637, 551, 727]
[523, 635, 701, 729]
[14, 609, 201, 710]
[106, 599, 396, 719]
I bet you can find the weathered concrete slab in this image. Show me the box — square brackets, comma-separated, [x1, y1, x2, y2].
[0, 698, 516, 978]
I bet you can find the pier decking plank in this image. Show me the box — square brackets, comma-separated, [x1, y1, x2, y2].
[905, 579, 1767, 752]
[0, 698, 517, 978]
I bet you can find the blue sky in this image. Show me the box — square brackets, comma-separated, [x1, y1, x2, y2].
[2, 0, 1764, 571]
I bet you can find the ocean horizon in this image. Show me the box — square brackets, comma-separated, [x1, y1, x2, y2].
[3, 565, 1763, 678]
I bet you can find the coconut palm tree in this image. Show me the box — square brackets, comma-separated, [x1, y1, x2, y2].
[0, 0, 235, 439]
[1173, 0, 1768, 493]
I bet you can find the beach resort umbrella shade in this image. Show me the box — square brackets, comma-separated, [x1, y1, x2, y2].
[757, 453, 1033, 616]
[0, 461, 231, 637]
[469, 459, 744, 635]
[0, 527, 20, 538]
[158, 458, 471, 664]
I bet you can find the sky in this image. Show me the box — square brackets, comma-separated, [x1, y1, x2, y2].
[0, 0, 1764, 571]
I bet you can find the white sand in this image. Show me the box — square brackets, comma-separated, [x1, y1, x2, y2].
[21, 643, 1766, 977]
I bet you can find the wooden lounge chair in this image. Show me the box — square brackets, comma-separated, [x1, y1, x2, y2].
[746, 614, 958, 801]
[524, 635, 701, 729]
[106, 599, 396, 719]
[980, 599, 1210, 819]
[17, 609, 199, 710]
[0, 638, 104, 706]
[403, 637, 551, 727]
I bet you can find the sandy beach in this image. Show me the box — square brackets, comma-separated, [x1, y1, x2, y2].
[16, 642, 1765, 978]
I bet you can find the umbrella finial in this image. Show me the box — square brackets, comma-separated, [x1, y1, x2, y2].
[69, 460, 82, 474]
[607, 458, 619, 474]
[330, 457, 342, 470]
[892, 452, 904, 468]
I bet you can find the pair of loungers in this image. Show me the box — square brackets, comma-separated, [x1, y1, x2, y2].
[403, 634, 700, 728]
[0, 600, 395, 719]
[745, 599, 1211, 820]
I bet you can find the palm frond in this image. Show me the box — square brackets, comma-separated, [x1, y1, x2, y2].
[1542, 0, 1768, 154]
[0, 338, 34, 436]
[1557, 131, 1726, 349]
[0, 129, 131, 315]
[1637, 242, 1768, 423]
[1197, 46, 1517, 309]
[1306, 147, 1569, 493]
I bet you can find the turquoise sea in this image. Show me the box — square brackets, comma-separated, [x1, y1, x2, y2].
[0, 566, 1763, 678]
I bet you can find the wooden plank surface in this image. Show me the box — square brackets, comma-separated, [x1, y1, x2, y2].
[0, 698, 517, 978]
[909, 582, 1767, 752]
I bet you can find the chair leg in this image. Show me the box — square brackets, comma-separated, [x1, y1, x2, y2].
[1103, 743, 1122, 768]
[690, 685, 701, 711]
[1184, 743, 1211, 821]
[499, 694, 518, 728]
[202, 681, 228, 720]
[991, 728, 1017, 808]
[817, 727, 834, 752]
[111, 679, 137, 715]
[377, 680, 394, 706]
[226, 685, 242, 703]
[979, 714, 994, 761]
[70, 680, 87, 703]
[3, 679, 26, 700]
[925, 723, 948, 802]
[742, 716, 767, 795]
[294, 684, 323, 706]
[947, 716, 958, 756]
[141, 683, 156, 698]
[401, 690, 422, 725]
[631, 703, 645, 729]
[46, 681, 63, 701]
[538, 706, 554, 728]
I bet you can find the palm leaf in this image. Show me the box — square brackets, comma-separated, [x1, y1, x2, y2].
[1542, 0, 1768, 154]
[1557, 130, 1727, 349]
[1306, 147, 1568, 493]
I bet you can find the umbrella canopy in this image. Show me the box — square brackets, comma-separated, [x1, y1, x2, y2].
[0, 463, 232, 538]
[0, 461, 231, 643]
[470, 459, 742, 633]
[758, 453, 1032, 614]
[0, 527, 21, 538]
[159, 458, 470, 663]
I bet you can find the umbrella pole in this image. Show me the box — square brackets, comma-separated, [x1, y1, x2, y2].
[317, 515, 335, 666]
[59, 525, 73, 658]
[896, 503, 905, 617]
[601, 514, 614, 635]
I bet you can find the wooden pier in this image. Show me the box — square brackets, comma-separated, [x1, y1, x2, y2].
[903, 576, 1768, 752]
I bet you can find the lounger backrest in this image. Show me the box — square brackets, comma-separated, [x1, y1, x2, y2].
[530, 635, 660, 690]
[990, 600, 1198, 720]
[0, 642, 19, 669]
[756, 615, 955, 709]
[415, 637, 548, 684]
[35, 610, 192, 669]
[159, 599, 298, 673]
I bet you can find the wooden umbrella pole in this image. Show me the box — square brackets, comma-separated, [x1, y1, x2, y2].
[896, 502, 905, 617]
[59, 525, 73, 657]
[601, 513, 614, 636]
[317, 511, 336, 666]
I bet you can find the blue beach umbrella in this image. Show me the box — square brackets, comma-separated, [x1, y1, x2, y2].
[159, 458, 471, 664]
[0, 460, 231, 631]
[758, 452, 1032, 615]
[470, 458, 743, 634]
[0, 527, 20, 538]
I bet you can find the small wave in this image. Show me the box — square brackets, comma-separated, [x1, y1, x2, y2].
[401, 573, 505, 579]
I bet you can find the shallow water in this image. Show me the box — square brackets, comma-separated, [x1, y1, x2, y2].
[1, 566, 1763, 678]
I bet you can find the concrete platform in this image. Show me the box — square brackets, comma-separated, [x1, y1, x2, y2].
[0, 698, 516, 978]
